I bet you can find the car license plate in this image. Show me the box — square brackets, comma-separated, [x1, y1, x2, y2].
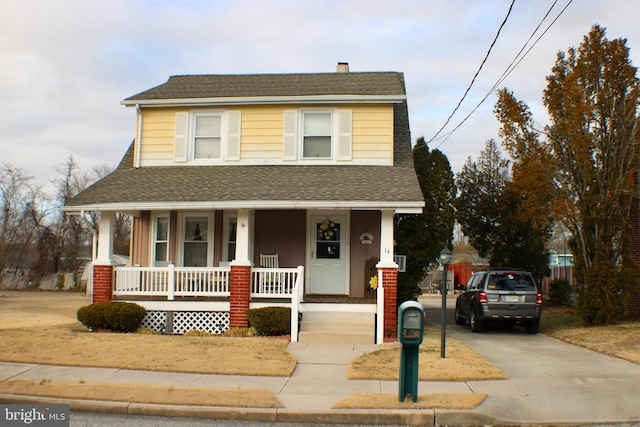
[506, 295, 519, 302]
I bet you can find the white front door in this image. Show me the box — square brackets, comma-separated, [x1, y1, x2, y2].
[308, 214, 348, 294]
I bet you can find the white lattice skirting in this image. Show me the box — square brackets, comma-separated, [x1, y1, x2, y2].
[141, 311, 230, 334]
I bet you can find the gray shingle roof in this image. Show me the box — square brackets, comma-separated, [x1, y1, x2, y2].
[67, 72, 423, 210]
[124, 72, 407, 101]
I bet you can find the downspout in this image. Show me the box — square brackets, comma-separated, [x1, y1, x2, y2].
[135, 104, 142, 168]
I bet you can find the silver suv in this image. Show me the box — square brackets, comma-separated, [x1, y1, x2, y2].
[454, 269, 542, 334]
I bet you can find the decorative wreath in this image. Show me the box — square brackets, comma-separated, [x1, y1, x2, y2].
[319, 220, 339, 241]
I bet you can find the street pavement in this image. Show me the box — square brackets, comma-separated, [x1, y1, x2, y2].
[0, 295, 639, 426]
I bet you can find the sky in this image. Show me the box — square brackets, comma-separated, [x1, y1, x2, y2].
[2, 0, 640, 193]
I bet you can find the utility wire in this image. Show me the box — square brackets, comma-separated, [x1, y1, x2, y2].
[426, 0, 516, 145]
[431, 0, 574, 149]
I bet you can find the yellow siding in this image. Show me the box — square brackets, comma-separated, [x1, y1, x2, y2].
[137, 104, 394, 165]
[139, 108, 185, 165]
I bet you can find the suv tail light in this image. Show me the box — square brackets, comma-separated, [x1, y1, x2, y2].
[536, 293, 543, 305]
[479, 292, 488, 304]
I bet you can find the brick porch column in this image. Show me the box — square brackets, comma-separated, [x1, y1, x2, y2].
[380, 266, 398, 342]
[229, 264, 251, 327]
[92, 264, 113, 303]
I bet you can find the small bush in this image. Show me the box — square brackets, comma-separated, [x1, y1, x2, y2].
[246, 307, 291, 336]
[77, 302, 146, 333]
[549, 279, 573, 306]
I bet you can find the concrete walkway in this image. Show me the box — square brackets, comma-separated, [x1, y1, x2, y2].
[2, 305, 640, 425]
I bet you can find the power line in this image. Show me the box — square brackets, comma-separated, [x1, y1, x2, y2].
[430, 0, 574, 149]
[426, 0, 516, 145]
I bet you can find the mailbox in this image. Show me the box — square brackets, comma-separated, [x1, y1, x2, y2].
[398, 301, 424, 345]
[397, 300, 425, 402]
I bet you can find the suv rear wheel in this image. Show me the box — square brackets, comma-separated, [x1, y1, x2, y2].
[526, 320, 540, 334]
[470, 306, 484, 333]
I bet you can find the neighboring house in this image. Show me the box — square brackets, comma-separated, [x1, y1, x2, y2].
[63, 63, 424, 343]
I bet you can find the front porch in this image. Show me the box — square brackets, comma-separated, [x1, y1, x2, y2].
[109, 264, 385, 342]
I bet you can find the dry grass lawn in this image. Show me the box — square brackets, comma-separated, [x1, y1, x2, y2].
[0, 379, 279, 408]
[333, 392, 488, 410]
[0, 291, 296, 377]
[542, 307, 640, 365]
[348, 324, 507, 381]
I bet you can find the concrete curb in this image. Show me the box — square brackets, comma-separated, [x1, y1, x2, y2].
[2, 394, 637, 426]
[0, 393, 459, 426]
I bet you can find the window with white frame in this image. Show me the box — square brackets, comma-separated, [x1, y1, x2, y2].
[302, 111, 332, 158]
[182, 215, 209, 267]
[222, 213, 237, 263]
[174, 110, 241, 163]
[152, 214, 169, 267]
[283, 109, 351, 162]
[193, 113, 222, 160]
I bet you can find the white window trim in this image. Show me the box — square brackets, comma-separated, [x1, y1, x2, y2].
[189, 110, 227, 164]
[150, 212, 170, 266]
[282, 108, 352, 164]
[221, 211, 237, 264]
[176, 212, 215, 267]
[300, 109, 335, 161]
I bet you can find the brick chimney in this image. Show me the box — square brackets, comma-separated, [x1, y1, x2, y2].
[337, 62, 349, 73]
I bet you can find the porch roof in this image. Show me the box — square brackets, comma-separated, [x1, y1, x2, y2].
[65, 100, 424, 213]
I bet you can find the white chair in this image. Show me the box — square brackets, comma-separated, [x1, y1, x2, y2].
[260, 253, 279, 268]
[259, 254, 279, 293]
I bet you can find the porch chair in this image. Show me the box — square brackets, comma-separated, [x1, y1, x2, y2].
[260, 253, 279, 268]
[259, 254, 279, 293]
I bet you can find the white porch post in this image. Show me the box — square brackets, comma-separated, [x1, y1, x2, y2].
[379, 210, 396, 267]
[95, 212, 114, 266]
[233, 209, 251, 266]
[93, 212, 115, 303]
[377, 209, 398, 343]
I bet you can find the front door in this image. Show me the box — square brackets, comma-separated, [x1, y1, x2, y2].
[308, 215, 348, 294]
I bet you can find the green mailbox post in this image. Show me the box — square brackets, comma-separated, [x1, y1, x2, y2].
[398, 300, 425, 402]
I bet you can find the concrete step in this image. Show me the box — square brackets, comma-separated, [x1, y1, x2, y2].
[298, 311, 375, 344]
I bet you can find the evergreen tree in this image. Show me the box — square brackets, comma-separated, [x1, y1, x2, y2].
[395, 137, 456, 303]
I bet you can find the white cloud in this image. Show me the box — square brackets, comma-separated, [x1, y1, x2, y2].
[1, 0, 639, 188]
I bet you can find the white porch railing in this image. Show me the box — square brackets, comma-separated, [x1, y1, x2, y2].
[113, 265, 304, 302]
[114, 265, 231, 299]
[251, 267, 301, 298]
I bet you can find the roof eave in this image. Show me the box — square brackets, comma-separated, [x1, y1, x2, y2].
[121, 94, 406, 107]
[62, 200, 424, 214]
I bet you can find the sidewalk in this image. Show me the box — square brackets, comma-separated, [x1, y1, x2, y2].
[2, 339, 640, 426]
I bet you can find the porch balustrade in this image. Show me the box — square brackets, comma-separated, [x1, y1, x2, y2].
[113, 265, 304, 301]
[251, 267, 301, 297]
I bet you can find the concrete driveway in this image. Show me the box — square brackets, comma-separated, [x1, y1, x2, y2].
[420, 296, 640, 425]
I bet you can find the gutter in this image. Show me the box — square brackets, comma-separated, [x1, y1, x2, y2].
[121, 94, 406, 108]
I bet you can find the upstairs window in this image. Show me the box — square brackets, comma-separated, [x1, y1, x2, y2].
[174, 110, 241, 163]
[283, 109, 351, 162]
[194, 114, 221, 159]
[303, 112, 332, 158]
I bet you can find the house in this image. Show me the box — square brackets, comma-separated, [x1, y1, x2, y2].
[63, 63, 425, 343]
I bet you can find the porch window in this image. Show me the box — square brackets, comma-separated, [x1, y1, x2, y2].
[183, 216, 208, 267]
[152, 215, 169, 266]
[222, 213, 237, 262]
[303, 111, 332, 158]
[194, 114, 221, 159]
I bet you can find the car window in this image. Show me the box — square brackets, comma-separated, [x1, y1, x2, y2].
[467, 273, 483, 290]
[486, 273, 536, 291]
